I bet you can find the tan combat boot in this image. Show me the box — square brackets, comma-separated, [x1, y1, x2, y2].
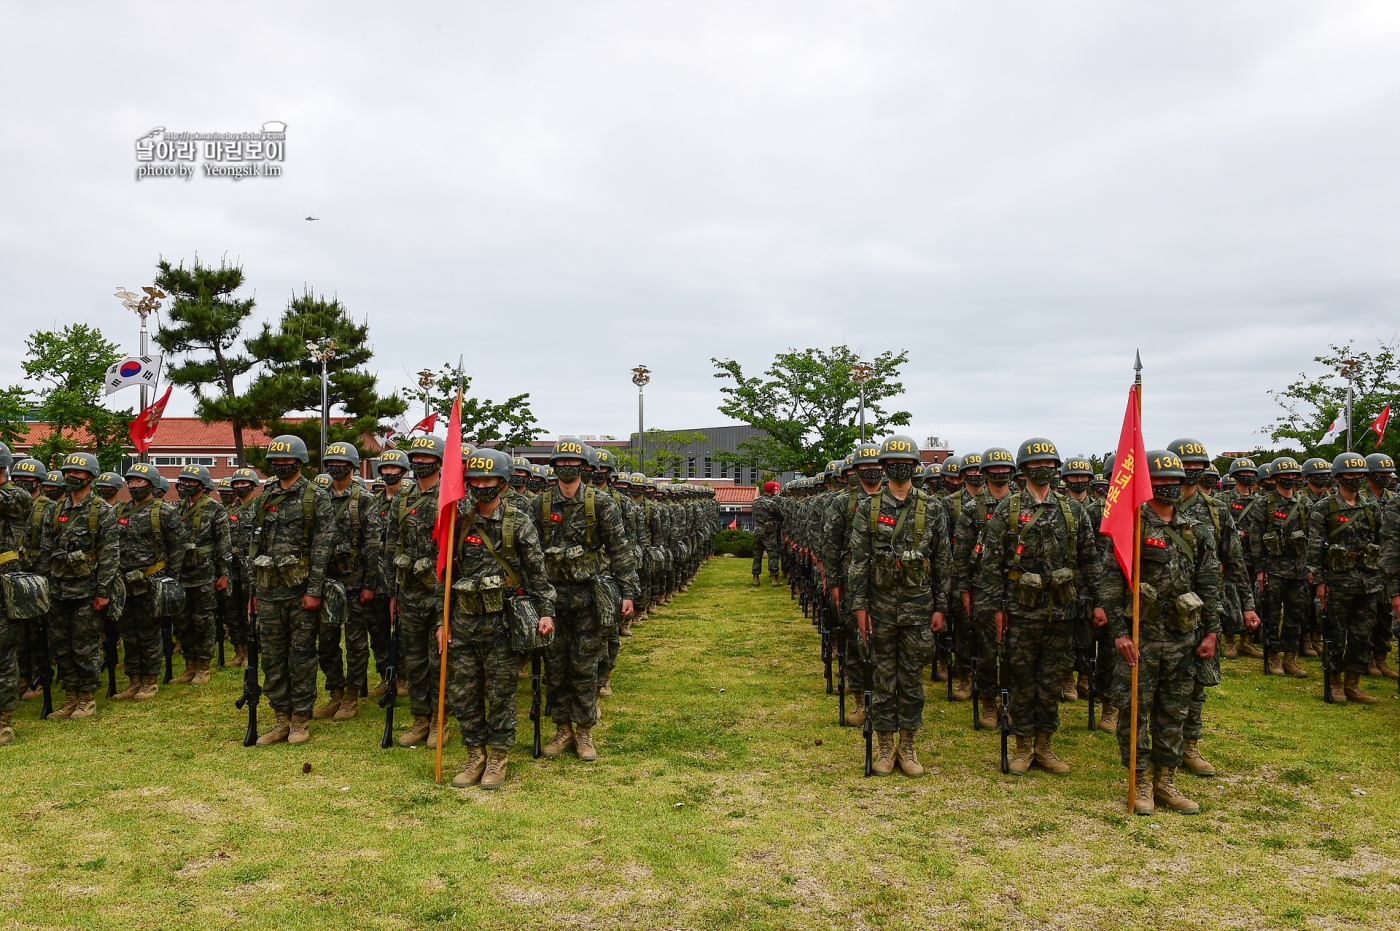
[1033, 732, 1070, 775]
[171, 658, 197, 685]
[480, 748, 508, 790]
[1344, 670, 1378, 704]
[1077, 671, 1090, 698]
[1153, 765, 1199, 814]
[896, 729, 924, 776]
[312, 689, 344, 720]
[771, 576, 780, 587]
[951, 673, 972, 702]
[49, 690, 79, 719]
[871, 731, 896, 775]
[1182, 739, 1215, 776]
[368, 679, 388, 698]
[396, 679, 408, 697]
[452, 746, 488, 788]
[619, 619, 632, 638]
[845, 691, 866, 728]
[191, 659, 211, 685]
[1007, 735, 1033, 775]
[575, 726, 598, 762]
[597, 679, 613, 697]
[542, 722, 574, 757]
[229, 643, 247, 667]
[1222, 634, 1238, 659]
[398, 714, 431, 747]
[1329, 675, 1347, 704]
[1301, 634, 1318, 657]
[333, 687, 359, 721]
[1267, 653, 1284, 676]
[112, 675, 142, 701]
[1239, 637, 1264, 659]
[1132, 772, 1154, 816]
[752, 574, 761, 587]
[977, 703, 998, 731]
[287, 713, 311, 745]
[22, 679, 43, 701]
[0, 709, 14, 746]
[1061, 671, 1078, 702]
[518, 657, 529, 680]
[1373, 652, 1398, 679]
[1097, 704, 1119, 734]
[426, 717, 451, 749]
[256, 711, 291, 745]
[135, 675, 158, 701]
[1281, 653, 1307, 678]
[933, 658, 948, 683]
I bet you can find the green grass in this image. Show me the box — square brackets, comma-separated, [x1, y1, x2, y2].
[6, 556, 1400, 930]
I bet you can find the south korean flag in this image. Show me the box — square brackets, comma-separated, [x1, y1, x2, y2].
[104, 355, 162, 395]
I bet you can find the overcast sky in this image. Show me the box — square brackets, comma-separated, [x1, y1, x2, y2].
[2, 2, 1397, 460]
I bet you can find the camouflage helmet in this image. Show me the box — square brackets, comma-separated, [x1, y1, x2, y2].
[1103, 451, 1116, 479]
[59, 451, 101, 477]
[377, 449, 410, 474]
[1258, 462, 1275, 482]
[1014, 438, 1060, 468]
[266, 434, 309, 463]
[231, 467, 260, 487]
[841, 453, 856, 475]
[124, 462, 161, 485]
[1167, 438, 1210, 467]
[154, 473, 170, 494]
[511, 456, 531, 475]
[942, 455, 962, 478]
[1300, 457, 1331, 481]
[218, 477, 233, 493]
[877, 435, 920, 463]
[1061, 456, 1094, 479]
[1147, 450, 1186, 480]
[178, 463, 216, 490]
[582, 445, 600, 469]
[825, 459, 844, 480]
[44, 470, 64, 488]
[530, 464, 548, 481]
[1270, 456, 1302, 476]
[404, 434, 446, 461]
[465, 447, 513, 481]
[629, 471, 647, 485]
[852, 442, 882, 468]
[961, 451, 984, 473]
[1331, 452, 1368, 477]
[924, 462, 942, 480]
[550, 436, 589, 464]
[0, 441, 11, 470]
[1227, 457, 1257, 478]
[614, 471, 632, 488]
[323, 442, 360, 466]
[983, 447, 1016, 472]
[11, 458, 44, 483]
[313, 472, 332, 486]
[1092, 472, 1108, 488]
[95, 471, 125, 492]
[594, 447, 617, 474]
[1366, 452, 1396, 476]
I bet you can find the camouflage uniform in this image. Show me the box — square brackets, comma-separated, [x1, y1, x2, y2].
[367, 483, 404, 687]
[114, 496, 187, 678]
[1383, 495, 1400, 646]
[0, 479, 32, 715]
[248, 476, 335, 717]
[599, 484, 633, 682]
[177, 492, 233, 664]
[822, 480, 873, 696]
[18, 488, 55, 686]
[223, 493, 257, 649]
[1241, 490, 1312, 655]
[319, 480, 382, 696]
[530, 484, 639, 729]
[446, 500, 555, 748]
[38, 493, 120, 695]
[384, 480, 444, 720]
[1308, 491, 1383, 675]
[954, 486, 1008, 703]
[751, 493, 780, 579]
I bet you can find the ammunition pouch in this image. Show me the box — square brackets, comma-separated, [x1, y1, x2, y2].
[452, 575, 507, 618]
[0, 571, 50, 620]
[1263, 531, 1284, 557]
[182, 543, 213, 570]
[508, 595, 552, 652]
[1326, 545, 1357, 572]
[329, 548, 361, 577]
[1014, 571, 1044, 609]
[1165, 591, 1204, 634]
[544, 545, 601, 583]
[1361, 543, 1381, 572]
[51, 550, 96, 580]
[591, 575, 621, 629]
[896, 551, 929, 587]
[1049, 567, 1077, 606]
[872, 550, 897, 589]
[1288, 529, 1307, 556]
[1138, 581, 1159, 622]
[149, 576, 186, 618]
[252, 554, 310, 590]
[412, 557, 438, 588]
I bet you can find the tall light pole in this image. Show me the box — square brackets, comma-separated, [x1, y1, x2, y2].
[115, 285, 165, 464]
[850, 362, 873, 442]
[1340, 356, 1360, 451]
[307, 339, 339, 470]
[417, 368, 436, 422]
[632, 365, 650, 474]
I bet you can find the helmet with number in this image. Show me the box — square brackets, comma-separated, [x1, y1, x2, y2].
[626, 472, 645, 485]
[1147, 450, 1186, 480]
[1270, 456, 1302, 476]
[852, 442, 882, 468]
[1366, 452, 1396, 476]
[95, 471, 125, 493]
[0, 442, 11, 470]
[982, 447, 1016, 485]
[124, 462, 160, 484]
[266, 434, 309, 463]
[1201, 466, 1221, 488]
[924, 462, 942, 480]
[550, 436, 589, 464]
[59, 451, 101, 478]
[614, 471, 633, 489]
[961, 451, 983, 473]
[1061, 456, 1093, 479]
[178, 463, 216, 490]
[1166, 438, 1210, 468]
[231, 467, 259, 487]
[11, 458, 45, 484]
[1258, 462, 1275, 483]
[217, 476, 234, 497]
[1092, 472, 1108, 487]
[530, 464, 547, 481]
[1331, 452, 1369, 477]
[1014, 438, 1060, 468]
[377, 449, 410, 475]
[465, 447, 513, 481]
[45, 469, 64, 487]
[824, 459, 844, 481]
[594, 447, 618, 474]
[1300, 457, 1331, 482]
[942, 455, 962, 480]
[1227, 456, 1257, 478]
[877, 435, 920, 463]
[313, 472, 332, 486]
[581, 444, 600, 469]
[404, 434, 446, 461]
[323, 442, 360, 466]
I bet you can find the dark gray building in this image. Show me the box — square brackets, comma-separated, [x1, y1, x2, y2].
[628, 425, 794, 485]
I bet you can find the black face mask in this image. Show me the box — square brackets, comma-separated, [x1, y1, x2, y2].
[985, 469, 1013, 487]
[883, 461, 915, 482]
[269, 461, 301, 479]
[379, 470, 404, 487]
[1277, 476, 1302, 490]
[177, 482, 200, 499]
[1339, 475, 1367, 492]
[128, 483, 153, 501]
[45, 487, 63, 499]
[858, 467, 883, 485]
[64, 474, 92, 492]
[410, 461, 440, 479]
[326, 464, 353, 480]
[1025, 466, 1058, 486]
[1235, 474, 1257, 487]
[554, 465, 582, 482]
[1183, 468, 1204, 486]
[526, 478, 544, 492]
[593, 474, 610, 487]
[964, 473, 985, 488]
[470, 483, 502, 503]
[1152, 483, 1182, 503]
[232, 483, 255, 498]
[14, 479, 36, 494]
[96, 487, 119, 500]
[509, 475, 526, 488]
[1066, 480, 1091, 495]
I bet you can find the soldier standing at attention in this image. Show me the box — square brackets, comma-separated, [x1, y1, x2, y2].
[823, 444, 883, 726]
[0, 444, 32, 744]
[955, 449, 1014, 730]
[248, 435, 335, 746]
[532, 437, 639, 762]
[847, 435, 952, 776]
[38, 452, 120, 720]
[367, 449, 409, 698]
[11, 458, 55, 701]
[752, 482, 783, 587]
[223, 468, 262, 667]
[1221, 458, 1266, 661]
[172, 464, 231, 686]
[1241, 456, 1311, 677]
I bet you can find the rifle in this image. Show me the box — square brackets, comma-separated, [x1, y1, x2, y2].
[1086, 642, 1098, 730]
[1258, 577, 1273, 675]
[836, 617, 847, 726]
[32, 615, 53, 719]
[945, 608, 957, 701]
[161, 619, 174, 683]
[102, 612, 120, 698]
[997, 625, 1010, 775]
[234, 600, 261, 746]
[379, 596, 402, 749]
[820, 589, 834, 695]
[969, 622, 982, 730]
[1320, 594, 1335, 703]
[216, 608, 226, 667]
[529, 649, 543, 759]
[861, 633, 874, 777]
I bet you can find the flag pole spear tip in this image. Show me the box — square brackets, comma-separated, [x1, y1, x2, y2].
[1134, 350, 1142, 375]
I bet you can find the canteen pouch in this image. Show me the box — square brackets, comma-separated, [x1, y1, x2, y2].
[872, 551, 897, 589]
[1362, 543, 1381, 571]
[104, 576, 126, 619]
[508, 595, 551, 652]
[1015, 571, 1044, 609]
[1167, 591, 1204, 633]
[1049, 567, 1077, 606]
[896, 551, 929, 587]
[0, 571, 50, 620]
[1326, 545, 1358, 572]
[545, 545, 599, 583]
[591, 575, 621, 629]
[1137, 581, 1159, 623]
[277, 556, 310, 588]
[392, 552, 412, 586]
[52, 550, 95, 580]
[1288, 529, 1307, 556]
[124, 568, 150, 597]
[412, 556, 438, 588]
[252, 554, 276, 588]
[451, 576, 506, 617]
[1263, 531, 1284, 557]
[149, 576, 186, 618]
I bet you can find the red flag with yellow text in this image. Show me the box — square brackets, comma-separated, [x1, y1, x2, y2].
[128, 385, 173, 453]
[432, 393, 464, 581]
[1100, 385, 1153, 584]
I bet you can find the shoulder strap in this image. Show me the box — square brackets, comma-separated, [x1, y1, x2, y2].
[151, 500, 164, 561]
[302, 482, 316, 547]
[584, 485, 596, 547]
[869, 492, 881, 536]
[477, 512, 521, 590]
[1159, 523, 1197, 566]
[538, 488, 554, 546]
[914, 491, 927, 537]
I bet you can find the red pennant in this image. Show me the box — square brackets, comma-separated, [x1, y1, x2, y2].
[127, 386, 173, 453]
[1100, 385, 1153, 585]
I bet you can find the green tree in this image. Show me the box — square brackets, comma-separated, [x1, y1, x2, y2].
[712, 346, 912, 476]
[153, 257, 259, 465]
[242, 288, 407, 471]
[1266, 340, 1400, 461]
[410, 364, 543, 450]
[627, 428, 709, 477]
[0, 385, 34, 451]
[21, 324, 132, 469]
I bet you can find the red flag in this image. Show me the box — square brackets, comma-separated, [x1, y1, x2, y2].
[432, 393, 464, 580]
[729, 518, 737, 530]
[1100, 385, 1153, 585]
[410, 412, 438, 434]
[128, 385, 173, 453]
[1372, 404, 1391, 443]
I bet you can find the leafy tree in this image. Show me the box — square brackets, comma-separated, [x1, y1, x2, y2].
[626, 429, 710, 477]
[21, 324, 132, 469]
[0, 385, 34, 451]
[153, 257, 259, 464]
[711, 346, 912, 477]
[1266, 340, 1400, 461]
[410, 364, 543, 450]
[242, 288, 407, 471]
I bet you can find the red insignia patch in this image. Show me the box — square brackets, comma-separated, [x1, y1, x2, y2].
[1144, 537, 1167, 549]
[550, 513, 562, 522]
[1274, 511, 1289, 520]
[1337, 516, 1349, 523]
[1019, 513, 1031, 522]
[464, 535, 483, 545]
[119, 518, 129, 525]
[58, 515, 68, 523]
[878, 515, 896, 526]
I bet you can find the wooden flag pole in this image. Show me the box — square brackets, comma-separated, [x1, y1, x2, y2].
[434, 506, 455, 783]
[1127, 356, 1143, 811]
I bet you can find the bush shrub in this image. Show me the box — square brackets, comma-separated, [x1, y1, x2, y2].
[713, 529, 754, 558]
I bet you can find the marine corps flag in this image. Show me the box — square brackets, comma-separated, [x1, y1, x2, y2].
[128, 385, 173, 454]
[432, 391, 465, 582]
[1372, 404, 1391, 444]
[1099, 383, 1152, 584]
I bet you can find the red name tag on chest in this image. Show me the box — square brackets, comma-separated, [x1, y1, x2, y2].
[1230, 503, 1243, 510]
[410, 509, 418, 516]
[119, 518, 129, 525]
[1274, 511, 1289, 520]
[1019, 513, 1031, 523]
[550, 513, 562, 522]
[1337, 516, 1349, 523]
[464, 535, 483, 545]
[1144, 537, 1167, 549]
[229, 515, 238, 521]
[878, 514, 896, 526]
[266, 505, 277, 513]
[58, 515, 68, 523]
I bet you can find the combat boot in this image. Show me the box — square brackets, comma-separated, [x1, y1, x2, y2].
[171, 658, 197, 685]
[333, 687, 360, 721]
[1033, 732, 1070, 775]
[229, 643, 248, 667]
[49, 690, 79, 719]
[287, 713, 311, 746]
[1061, 671, 1078, 702]
[542, 722, 574, 757]
[932, 658, 947, 682]
[1239, 637, 1264, 659]
[771, 576, 780, 587]
[1132, 772, 1154, 816]
[398, 715, 431, 747]
[396, 679, 407, 697]
[872, 731, 896, 775]
[1097, 704, 1119, 734]
[951, 673, 972, 702]
[1373, 652, 1398, 679]
[312, 689, 343, 720]
[1282, 653, 1307, 678]
[1152, 765, 1199, 814]
[1344, 670, 1378, 704]
[0, 709, 12, 746]
[256, 711, 291, 745]
[451, 746, 488, 788]
[598, 679, 613, 697]
[896, 729, 924, 776]
[845, 692, 866, 728]
[1076, 671, 1090, 698]
[112, 675, 142, 701]
[135, 675, 158, 701]
[518, 657, 529, 680]
[752, 574, 761, 587]
[369, 678, 387, 698]
[1301, 634, 1318, 657]
[977, 703, 997, 731]
[1222, 634, 1238, 659]
[1329, 675, 1347, 704]
[480, 748, 508, 790]
[1267, 653, 1284, 676]
[191, 659, 211, 685]
[426, 716, 451, 749]
[1182, 739, 1215, 776]
[22, 679, 43, 701]
[575, 726, 598, 762]
[1007, 736, 1033, 775]
[619, 619, 632, 638]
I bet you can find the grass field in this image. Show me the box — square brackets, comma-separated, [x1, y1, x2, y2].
[6, 556, 1400, 931]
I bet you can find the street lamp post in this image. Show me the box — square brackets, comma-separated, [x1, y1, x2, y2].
[1339, 357, 1361, 452]
[850, 363, 873, 442]
[307, 339, 340, 470]
[417, 368, 436, 422]
[632, 365, 651, 474]
[115, 285, 166, 464]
